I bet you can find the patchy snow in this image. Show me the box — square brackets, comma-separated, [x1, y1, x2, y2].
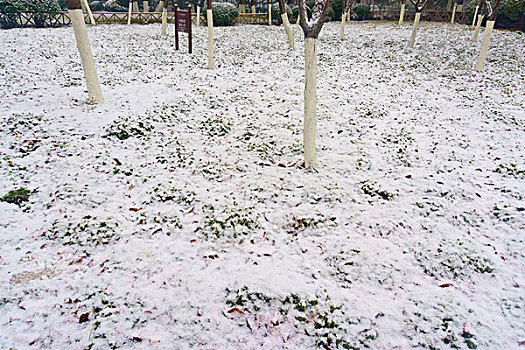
[0, 20, 524, 349]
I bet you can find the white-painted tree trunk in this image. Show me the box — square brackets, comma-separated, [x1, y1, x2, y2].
[303, 38, 319, 168]
[408, 12, 421, 48]
[68, 9, 104, 104]
[252, 5, 256, 13]
[475, 20, 494, 72]
[268, 2, 272, 25]
[472, 14, 484, 41]
[339, 12, 346, 40]
[82, 0, 96, 25]
[133, 1, 139, 12]
[346, 9, 350, 20]
[451, 3, 457, 24]
[143, 0, 148, 12]
[281, 13, 294, 48]
[296, 10, 300, 24]
[127, 1, 132, 24]
[197, 6, 200, 26]
[161, 7, 167, 34]
[398, 3, 405, 24]
[155, 0, 163, 12]
[207, 9, 214, 69]
[471, 5, 479, 28]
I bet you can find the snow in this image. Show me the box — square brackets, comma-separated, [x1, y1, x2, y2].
[0, 21, 524, 349]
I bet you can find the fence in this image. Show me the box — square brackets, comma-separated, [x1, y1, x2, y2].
[1, 10, 468, 29]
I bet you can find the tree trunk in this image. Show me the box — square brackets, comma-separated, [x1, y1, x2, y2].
[252, 5, 256, 13]
[81, 0, 95, 25]
[143, 0, 148, 12]
[282, 13, 294, 48]
[475, 20, 494, 71]
[408, 12, 420, 48]
[339, 11, 346, 40]
[68, 9, 104, 104]
[207, 9, 214, 68]
[398, 3, 405, 24]
[446, 0, 452, 10]
[127, 0, 132, 24]
[471, 5, 479, 28]
[303, 38, 319, 168]
[197, 6, 201, 26]
[451, 3, 457, 24]
[133, 1, 139, 12]
[155, 0, 163, 11]
[161, 7, 167, 33]
[268, 0, 272, 24]
[472, 14, 483, 41]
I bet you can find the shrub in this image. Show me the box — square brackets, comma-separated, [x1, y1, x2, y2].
[204, 2, 238, 26]
[104, 0, 127, 12]
[329, 0, 343, 21]
[0, 0, 61, 28]
[270, 3, 292, 25]
[23, 0, 61, 27]
[89, 0, 104, 11]
[352, 3, 370, 20]
[0, 0, 25, 29]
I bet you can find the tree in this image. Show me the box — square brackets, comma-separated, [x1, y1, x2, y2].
[298, 0, 334, 168]
[407, 0, 427, 48]
[339, 0, 355, 40]
[475, 0, 502, 71]
[398, 0, 406, 24]
[278, 0, 295, 48]
[471, 0, 480, 28]
[472, 0, 485, 40]
[65, 0, 104, 104]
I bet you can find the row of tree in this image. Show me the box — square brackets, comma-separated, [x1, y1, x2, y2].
[65, 0, 505, 169]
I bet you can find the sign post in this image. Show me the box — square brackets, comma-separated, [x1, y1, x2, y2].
[174, 5, 193, 54]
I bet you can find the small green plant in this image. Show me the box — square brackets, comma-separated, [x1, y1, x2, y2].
[287, 214, 337, 235]
[198, 203, 259, 240]
[360, 181, 393, 200]
[494, 163, 524, 178]
[199, 117, 231, 137]
[44, 216, 120, 246]
[0, 187, 31, 205]
[106, 116, 153, 140]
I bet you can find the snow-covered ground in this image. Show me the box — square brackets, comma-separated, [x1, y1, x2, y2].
[0, 20, 523, 349]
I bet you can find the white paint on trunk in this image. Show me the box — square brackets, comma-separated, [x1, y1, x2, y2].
[82, 0, 96, 25]
[398, 4, 405, 24]
[143, 0, 148, 12]
[451, 3, 457, 24]
[127, 1, 132, 25]
[281, 13, 294, 49]
[161, 8, 167, 34]
[207, 9, 214, 69]
[252, 5, 256, 13]
[339, 12, 346, 40]
[472, 14, 484, 41]
[155, 0, 164, 12]
[68, 9, 104, 104]
[268, 2, 272, 25]
[296, 10, 300, 24]
[133, 1, 139, 12]
[346, 9, 350, 21]
[197, 6, 200, 26]
[475, 20, 495, 72]
[408, 12, 421, 48]
[471, 5, 479, 28]
[303, 38, 319, 168]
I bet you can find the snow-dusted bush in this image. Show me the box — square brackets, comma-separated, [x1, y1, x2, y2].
[0, 0, 23, 29]
[270, 3, 292, 25]
[204, 2, 238, 26]
[352, 3, 370, 20]
[0, 0, 60, 28]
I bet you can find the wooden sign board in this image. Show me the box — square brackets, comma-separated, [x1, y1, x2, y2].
[174, 5, 192, 54]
